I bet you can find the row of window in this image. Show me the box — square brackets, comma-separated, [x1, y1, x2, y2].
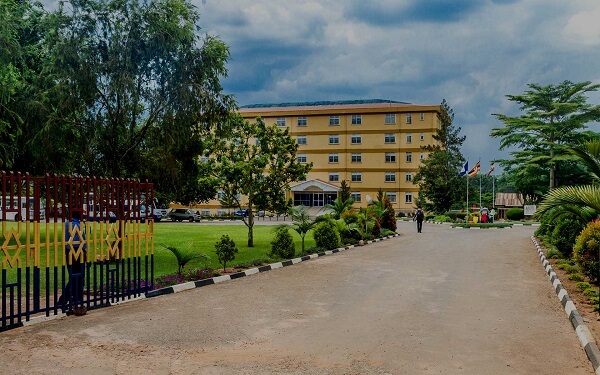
[349, 191, 413, 204]
[276, 113, 426, 127]
[297, 133, 425, 145]
[297, 152, 425, 164]
[327, 172, 412, 183]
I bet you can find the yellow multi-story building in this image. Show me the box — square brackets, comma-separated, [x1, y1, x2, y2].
[193, 99, 441, 216]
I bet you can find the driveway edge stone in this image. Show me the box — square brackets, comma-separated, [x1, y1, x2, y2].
[531, 236, 600, 375]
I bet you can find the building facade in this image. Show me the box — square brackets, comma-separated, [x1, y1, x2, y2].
[193, 99, 441, 215]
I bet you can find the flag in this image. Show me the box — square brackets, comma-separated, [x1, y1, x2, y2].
[459, 161, 468, 176]
[486, 163, 495, 177]
[468, 161, 480, 177]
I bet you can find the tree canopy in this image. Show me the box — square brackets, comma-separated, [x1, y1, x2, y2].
[491, 81, 600, 194]
[0, 0, 235, 204]
[414, 99, 466, 213]
[206, 115, 312, 247]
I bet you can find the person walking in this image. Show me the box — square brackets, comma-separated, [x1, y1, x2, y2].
[57, 210, 88, 315]
[414, 207, 424, 233]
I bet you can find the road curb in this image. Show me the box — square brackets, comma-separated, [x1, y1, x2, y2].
[531, 236, 600, 375]
[146, 233, 400, 298]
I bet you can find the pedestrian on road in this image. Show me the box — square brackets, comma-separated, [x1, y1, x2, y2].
[414, 207, 424, 233]
[57, 210, 88, 315]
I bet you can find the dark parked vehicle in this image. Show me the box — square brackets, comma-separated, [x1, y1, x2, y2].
[168, 208, 200, 222]
[234, 209, 249, 217]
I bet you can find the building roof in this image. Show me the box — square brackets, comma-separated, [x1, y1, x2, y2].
[494, 192, 523, 207]
[238, 99, 439, 116]
[240, 99, 409, 109]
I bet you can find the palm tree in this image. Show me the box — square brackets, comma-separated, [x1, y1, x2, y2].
[326, 197, 354, 220]
[290, 206, 317, 255]
[537, 140, 600, 222]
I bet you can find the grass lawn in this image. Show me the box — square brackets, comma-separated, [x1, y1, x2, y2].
[153, 223, 316, 276]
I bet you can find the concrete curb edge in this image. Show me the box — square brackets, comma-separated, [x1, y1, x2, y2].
[531, 236, 600, 375]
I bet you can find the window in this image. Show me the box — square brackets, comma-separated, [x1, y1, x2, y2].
[406, 133, 412, 143]
[276, 117, 286, 127]
[201, 209, 211, 216]
[420, 132, 425, 141]
[386, 192, 397, 203]
[406, 173, 412, 182]
[384, 133, 396, 143]
[217, 190, 225, 199]
[351, 172, 362, 182]
[255, 138, 261, 146]
[420, 152, 425, 160]
[297, 135, 307, 145]
[405, 192, 413, 204]
[351, 192, 362, 202]
[329, 134, 340, 144]
[351, 134, 362, 144]
[200, 156, 209, 163]
[297, 116, 307, 126]
[406, 113, 412, 124]
[297, 154, 307, 163]
[385, 152, 396, 163]
[385, 172, 396, 182]
[385, 113, 396, 124]
[328, 153, 339, 163]
[406, 152, 412, 163]
[351, 115, 362, 125]
[329, 173, 339, 182]
[351, 153, 362, 163]
[420, 113, 425, 121]
[329, 116, 340, 126]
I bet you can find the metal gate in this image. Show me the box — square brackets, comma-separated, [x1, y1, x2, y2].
[1, 172, 154, 332]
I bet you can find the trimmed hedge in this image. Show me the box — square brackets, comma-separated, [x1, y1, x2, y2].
[506, 208, 524, 221]
[574, 220, 600, 282]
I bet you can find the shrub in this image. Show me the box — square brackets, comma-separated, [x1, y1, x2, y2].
[568, 274, 584, 282]
[583, 288, 599, 298]
[433, 215, 452, 223]
[446, 211, 467, 221]
[313, 221, 341, 250]
[546, 248, 563, 259]
[573, 220, 600, 282]
[379, 197, 397, 232]
[563, 264, 580, 274]
[506, 208, 524, 221]
[269, 227, 296, 259]
[163, 244, 208, 275]
[576, 282, 591, 291]
[550, 217, 585, 258]
[214, 235, 239, 271]
[555, 259, 572, 265]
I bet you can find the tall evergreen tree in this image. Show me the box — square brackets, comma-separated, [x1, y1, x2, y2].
[414, 100, 466, 213]
[491, 81, 600, 193]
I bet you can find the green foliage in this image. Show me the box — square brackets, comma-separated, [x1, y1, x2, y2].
[506, 208, 524, 221]
[208, 115, 312, 247]
[414, 100, 466, 213]
[562, 264, 580, 274]
[163, 244, 208, 275]
[549, 216, 585, 258]
[583, 288, 599, 298]
[269, 227, 296, 259]
[326, 197, 355, 220]
[290, 206, 317, 254]
[214, 235, 239, 271]
[576, 282, 592, 292]
[379, 197, 397, 232]
[568, 274, 584, 282]
[545, 248, 563, 259]
[573, 220, 600, 282]
[433, 215, 453, 222]
[313, 221, 341, 250]
[492, 81, 600, 195]
[339, 180, 351, 202]
[445, 211, 467, 221]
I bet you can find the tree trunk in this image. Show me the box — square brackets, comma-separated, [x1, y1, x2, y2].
[549, 146, 555, 190]
[247, 204, 254, 247]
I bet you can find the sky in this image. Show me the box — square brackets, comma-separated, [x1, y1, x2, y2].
[42, 0, 600, 172]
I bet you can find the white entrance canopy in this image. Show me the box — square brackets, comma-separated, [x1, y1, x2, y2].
[290, 179, 341, 193]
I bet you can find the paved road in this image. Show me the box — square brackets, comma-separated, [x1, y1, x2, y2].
[0, 221, 593, 374]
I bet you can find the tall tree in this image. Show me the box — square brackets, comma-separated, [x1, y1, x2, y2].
[42, 0, 234, 202]
[208, 115, 312, 247]
[491, 81, 600, 192]
[414, 99, 466, 213]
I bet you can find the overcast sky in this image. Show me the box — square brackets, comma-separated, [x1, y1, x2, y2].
[42, 0, 600, 173]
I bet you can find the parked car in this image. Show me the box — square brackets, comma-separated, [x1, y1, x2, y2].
[168, 208, 200, 222]
[234, 209, 249, 217]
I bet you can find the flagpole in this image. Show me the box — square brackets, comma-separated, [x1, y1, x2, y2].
[479, 173, 482, 208]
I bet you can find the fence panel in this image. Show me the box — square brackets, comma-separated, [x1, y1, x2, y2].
[0, 172, 154, 332]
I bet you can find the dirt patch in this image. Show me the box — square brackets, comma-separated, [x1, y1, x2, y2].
[546, 252, 600, 343]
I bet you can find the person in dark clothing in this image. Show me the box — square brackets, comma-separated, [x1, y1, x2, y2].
[414, 207, 424, 233]
[57, 210, 87, 315]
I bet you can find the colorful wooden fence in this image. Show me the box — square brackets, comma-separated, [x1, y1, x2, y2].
[0, 172, 155, 331]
